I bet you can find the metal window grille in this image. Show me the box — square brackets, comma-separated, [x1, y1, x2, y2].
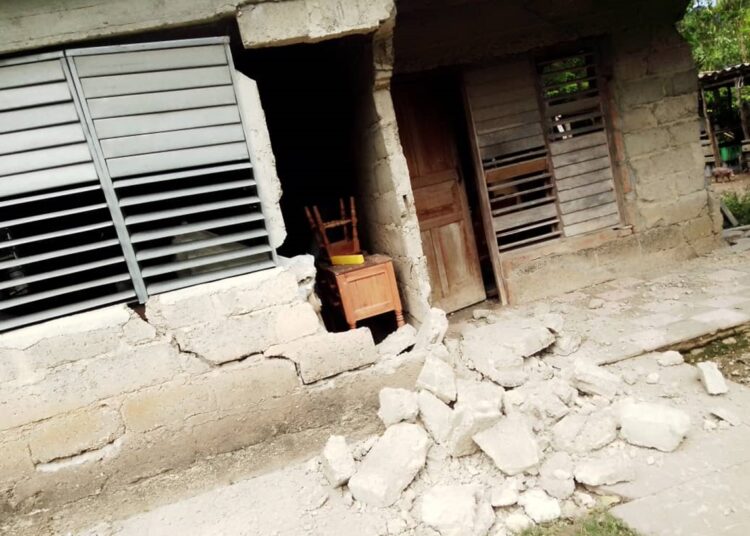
[0, 38, 276, 332]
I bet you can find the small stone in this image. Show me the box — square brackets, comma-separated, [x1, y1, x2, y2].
[540, 313, 565, 333]
[573, 491, 595, 508]
[418, 390, 455, 444]
[414, 308, 449, 350]
[646, 456, 655, 465]
[554, 333, 582, 356]
[504, 511, 533, 534]
[473, 308, 493, 320]
[539, 452, 575, 500]
[656, 351, 684, 367]
[421, 485, 494, 536]
[696, 362, 729, 395]
[574, 456, 635, 486]
[588, 298, 605, 309]
[703, 418, 718, 431]
[619, 401, 691, 452]
[646, 372, 660, 384]
[573, 360, 622, 400]
[621, 369, 639, 385]
[722, 337, 737, 345]
[378, 324, 418, 356]
[518, 489, 561, 524]
[491, 478, 520, 507]
[416, 355, 457, 403]
[378, 388, 419, 426]
[320, 435, 356, 487]
[348, 423, 430, 507]
[710, 407, 741, 426]
[473, 416, 540, 476]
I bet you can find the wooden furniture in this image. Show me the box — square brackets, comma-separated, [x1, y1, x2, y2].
[317, 254, 405, 330]
[305, 197, 360, 262]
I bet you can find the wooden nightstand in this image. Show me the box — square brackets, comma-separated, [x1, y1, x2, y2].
[317, 254, 405, 330]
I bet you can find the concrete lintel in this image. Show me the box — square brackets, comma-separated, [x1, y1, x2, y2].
[237, 0, 395, 49]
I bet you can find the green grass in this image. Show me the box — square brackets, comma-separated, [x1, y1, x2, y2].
[520, 511, 641, 536]
[722, 191, 750, 226]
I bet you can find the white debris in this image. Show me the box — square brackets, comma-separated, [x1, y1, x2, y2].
[320, 435, 356, 487]
[710, 406, 740, 426]
[473, 309, 493, 320]
[378, 324, 418, 356]
[656, 351, 684, 367]
[473, 416, 540, 475]
[572, 360, 622, 400]
[619, 401, 691, 452]
[518, 489, 561, 524]
[351, 435, 378, 461]
[646, 372, 660, 384]
[418, 390, 455, 444]
[378, 388, 419, 426]
[456, 379, 504, 413]
[539, 452, 575, 500]
[447, 403, 502, 458]
[416, 355, 457, 403]
[421, 485, 494, 536]
[703, 418, 718, 431]
[540, 313, 564, 334]
[348, 423, 430, 507]
[552, 411, 617, 454]
[696, 362, 729, 395]
[554, 333, 582, 356]
[414, 308, 449, 350]
[491, 478, 520, 507]
[574, 456, 635, 486]
[504, 511, 533, 534]
[588, 298, 605, 309]
[621, 369, 639, 385]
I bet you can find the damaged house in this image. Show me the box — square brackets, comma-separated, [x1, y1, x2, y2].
[0, 0, 723, 518]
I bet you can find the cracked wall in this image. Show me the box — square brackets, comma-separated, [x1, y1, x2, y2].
[0, 264, 423, 515]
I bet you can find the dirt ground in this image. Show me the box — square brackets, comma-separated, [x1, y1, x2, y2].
[686, 328, 750, 385]
[712, 172, 750, 195]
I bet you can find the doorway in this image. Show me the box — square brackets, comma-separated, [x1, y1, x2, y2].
[392, 73, 489, 313]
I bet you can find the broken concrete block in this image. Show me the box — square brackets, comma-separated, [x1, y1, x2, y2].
[588, 298, 605, 309]
[414, 308, 449, 350]
[378, 324, 417, 357]
[461, 319, 554, 388]
[619, 401, 691, 452]
[378, 388, 419, 427]
[504, 511, 533, 534]
[491, 478, 520, 507]
[446, 403, 502, 457]
[710, 406, 740, 426]
[265, 327, 378, 383]
[348, 423, 430, 507]
[418, 390, 455, 444]
[656, 350, 684, 367]
[472, 308, 493, 320]
[553, 333, 582, 357]
[552, 412, 617, 454]
[646, 372, 660, 384]
[456, 379, 504, 413]
[421, 485, 494, 536]
[320, 435, 355, 487]
[574, 456, 635, 486]
[540, 313, 564, 334]
[416, 355, 457, 403]
[539, 452, 575, 500]
[696, 362, 729, 395]
[473, 416, 540, 476]
[518, 489, 561, 524]
[572, 360, 622, 400]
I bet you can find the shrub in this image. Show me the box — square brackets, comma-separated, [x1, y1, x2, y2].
[723, 191, 750, 226]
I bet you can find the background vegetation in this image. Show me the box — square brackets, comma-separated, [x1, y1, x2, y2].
[680, 0, 750, 72]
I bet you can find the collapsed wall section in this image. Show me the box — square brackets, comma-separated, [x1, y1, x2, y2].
[0, 262, 423, 515]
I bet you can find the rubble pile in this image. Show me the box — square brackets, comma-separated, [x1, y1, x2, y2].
[309, 307, 729, 535]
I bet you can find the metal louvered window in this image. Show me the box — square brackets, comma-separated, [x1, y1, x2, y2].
[0, 38, 276, 332]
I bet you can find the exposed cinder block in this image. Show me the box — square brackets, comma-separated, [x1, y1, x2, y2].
[28, 405, 122, 464]
[121, 380, 216, 433]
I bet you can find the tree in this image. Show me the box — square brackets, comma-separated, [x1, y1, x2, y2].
[679, 0, 750, 71]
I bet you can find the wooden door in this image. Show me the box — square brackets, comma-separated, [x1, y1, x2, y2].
[393, 76, 486, 313]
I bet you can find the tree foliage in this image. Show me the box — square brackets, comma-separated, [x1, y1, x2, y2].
[679, 0, 750, 71]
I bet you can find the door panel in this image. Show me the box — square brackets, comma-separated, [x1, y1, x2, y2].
[393, 76, 485, 312]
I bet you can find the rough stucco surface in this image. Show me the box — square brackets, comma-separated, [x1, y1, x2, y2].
[0, 265, 422, 516]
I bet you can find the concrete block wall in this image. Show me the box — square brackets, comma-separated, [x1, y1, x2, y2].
[0, 264, 423, 515]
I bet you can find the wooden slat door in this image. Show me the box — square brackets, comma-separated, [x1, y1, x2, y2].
[393, 77, 486, 313]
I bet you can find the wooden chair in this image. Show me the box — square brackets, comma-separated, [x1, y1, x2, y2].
[305, 197, 360, 261]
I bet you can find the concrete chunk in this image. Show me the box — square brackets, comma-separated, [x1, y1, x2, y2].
[456, 379, 504, 413]
[574, 456, 635, 486]
[416, 355, 457, 403]
[473, 416, 539, 476]
[378, 388, 419, 427]
[421, 485, 494, 536]
[572, 360, 622, 399]
[696, 362, 729, 395]
[620, 401, 691, 452]
[490, 478, 520, 507]
[446, 403, 502, 457]
[418, 390, 455, 444]
[505, 511, 533, 534]
[348, 423, 430, 507]
[414, 308, 449, 350]
[539, 452, 575, 500]
[656, 350, 684, 367]
[320, 435, 355, 487]
[552, 411, 617, 454]
[710, 406, 740, 426]
[378, 324, 417, 357]
[518, 489, 561, 524]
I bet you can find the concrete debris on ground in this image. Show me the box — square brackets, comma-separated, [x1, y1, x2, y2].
[696, 361, 729, 395]
[320, 435, 356, 487]
[378, 324, 418, 357]
[308, 298, 733, 535]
